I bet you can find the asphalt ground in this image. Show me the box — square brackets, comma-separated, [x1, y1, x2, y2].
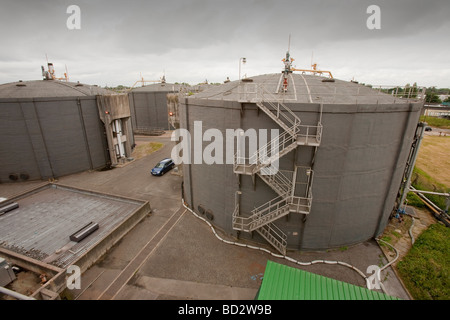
[0, 133, 411, 301]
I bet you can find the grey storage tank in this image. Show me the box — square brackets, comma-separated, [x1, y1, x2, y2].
[179, 71, 424, 252]
[128, 82, 184, 133]
[0, 80, 134, 183]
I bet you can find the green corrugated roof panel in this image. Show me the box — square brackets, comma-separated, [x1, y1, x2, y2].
[256, 260, 399, 300]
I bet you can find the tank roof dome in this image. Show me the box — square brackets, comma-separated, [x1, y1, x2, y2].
[190, 73, 421, 105]
[0, 80, 113, 98]
[130, 82, 184, 93]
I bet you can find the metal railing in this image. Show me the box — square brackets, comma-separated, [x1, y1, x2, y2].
[257, 167, 293, 196]
[250, 194, 291, 220]
[232, 82, 322, 253]
[237, 82, 426, 104]
[233, 192, 313, 232]
[289, 194, 312, 214]
[232, 195, 290, 232]
[256, 223, 287, 255]
[238, 82, 258, 102]
[239, 83, 302, 130]
[297, 123, 323, 146]
[232, 205, 288, 255]
[234, 129, 298, 173]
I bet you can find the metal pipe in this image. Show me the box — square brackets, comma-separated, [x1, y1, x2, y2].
[0, 286, 36, 300]
[398, 122, 426, 212]
[239, 57, 246, 81]
[181, 197, 371, 290]
[410, 186, 446, 214]
[408, 189, 449, 197]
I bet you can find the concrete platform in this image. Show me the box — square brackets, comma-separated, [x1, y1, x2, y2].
[0, 183, 149, 269]
[0, 182, 150, 299]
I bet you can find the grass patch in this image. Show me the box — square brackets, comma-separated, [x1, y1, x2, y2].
[379, 215, 412, 249]
[391, 230, 402, 239]
[132, 142, 164, 160]
[406, 192, 426, 208]
[393, 129, 449, 300]
[396, 223, 450, 300]
[415, 136, 450, 188]
[410, 167, 449, 211]
[420, 116, 450, 129]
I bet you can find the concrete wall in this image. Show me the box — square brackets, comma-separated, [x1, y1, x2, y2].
[180, 97, 423, 250]
[97, 94, 134, 164]
[97, 94, 132, 122]
[0, 96, 109, 183]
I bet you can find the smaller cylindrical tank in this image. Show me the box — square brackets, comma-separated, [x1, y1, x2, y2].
[128, 83, 184, 133]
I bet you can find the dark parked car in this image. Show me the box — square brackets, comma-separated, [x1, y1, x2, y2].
[151, 158, 175, 176]
[425, 126, 432, 132]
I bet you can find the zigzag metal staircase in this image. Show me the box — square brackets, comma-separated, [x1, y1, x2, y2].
[232, 84, 322, 255]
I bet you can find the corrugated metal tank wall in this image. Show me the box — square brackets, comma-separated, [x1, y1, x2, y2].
[129, 91, 169, 129]
[180, 89, 423, 250]
[0, 96, 108, 183]
[180, 98, 241, 230]
[129, 84, 183, 131]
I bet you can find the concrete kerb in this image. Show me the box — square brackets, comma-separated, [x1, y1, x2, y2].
[376, 241, 414, 300]
[0, 247, 65, 300]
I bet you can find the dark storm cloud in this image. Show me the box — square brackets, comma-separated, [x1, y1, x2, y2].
[3, 0, 445, 53]
[0, 0, 449, 86]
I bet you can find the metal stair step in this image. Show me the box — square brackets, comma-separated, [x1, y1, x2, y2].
[255, 223, 287, 255]
[232, 83, 320, 255]
[233, 163, 255, 175]
[249, 203, 291, 231]
[256, 102, 294, 133]
[297, 136, 321, 146]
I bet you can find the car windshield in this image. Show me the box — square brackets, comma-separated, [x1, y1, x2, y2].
[155, 163, 165, 168]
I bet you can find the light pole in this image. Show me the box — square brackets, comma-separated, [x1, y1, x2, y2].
[239, 57, 246, 81]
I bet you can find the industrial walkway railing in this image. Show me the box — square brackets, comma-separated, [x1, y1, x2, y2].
[233, 83, 321, 254]
[237, 82, 427, 104]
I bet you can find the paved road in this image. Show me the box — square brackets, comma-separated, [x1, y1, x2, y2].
[56, 135, 190, 299]
[0, 134, 412, 300]
[424, 126, 450, 137]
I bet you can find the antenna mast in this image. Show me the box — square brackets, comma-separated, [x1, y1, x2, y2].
[288, 34, 291, 52]
[280, 35, 293, 92]
[41, 54, 68, 81]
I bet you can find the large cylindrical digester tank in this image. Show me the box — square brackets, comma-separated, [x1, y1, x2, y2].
[179, 73, 423, 251]
[0, 80, 114, 183]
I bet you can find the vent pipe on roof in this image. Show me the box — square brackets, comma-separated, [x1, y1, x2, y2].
[42, 65, 51, 80]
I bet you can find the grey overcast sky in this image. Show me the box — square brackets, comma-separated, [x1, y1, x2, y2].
[1, 0, 449, 87]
